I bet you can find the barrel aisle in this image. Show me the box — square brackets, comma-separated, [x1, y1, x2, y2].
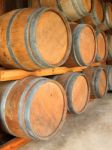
[19, 94, 112, 150]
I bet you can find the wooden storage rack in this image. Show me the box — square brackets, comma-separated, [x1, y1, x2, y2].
[0, 138, 30, 150]
[0, 0, 110, 149]
[0, 63, 101, 82]
[0, 62, 104, 150]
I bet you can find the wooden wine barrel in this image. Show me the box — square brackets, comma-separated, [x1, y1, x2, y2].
[28, 0, 40, 8]
[54, 72, 90, 114]
[99, 2, 112, 31]
[82, 0, 104, 26]
[58, 0, 92, 21]
[107, 33, 112, 60]
[83, 67, 107, 98]
[31, 0, 92, 21]
[0, 8, 71, 71]
[106, 65, 112, 91]
[65, 23, 96, 67]
[0, 77, 67, 140]
[96, 31, 107, 62]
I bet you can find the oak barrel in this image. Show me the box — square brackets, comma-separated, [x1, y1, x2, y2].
[55, 0, 92, 21]
[99, 2, 112, 31]
[82, 0, 104, 26]
[0, 8, 71, 70]
[65, 23, 96, 67]
[30, 0, 92, 21]
[106, 65, 112, 91]
[107, 33, 112, 60]
[96, 30, 107, 62]
[54, 73, 90, 114]
[83, 67, 107, 98]
[0, 77, 67, 140]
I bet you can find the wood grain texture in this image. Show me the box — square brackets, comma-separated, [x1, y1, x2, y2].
[0, 63, 101, 81]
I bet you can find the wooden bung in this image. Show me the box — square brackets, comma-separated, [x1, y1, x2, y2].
[106, 65, 112, 91]
[82, 0, 104, 26]
[65, 22, 96, 67]
[95, 30, 107, 62]
[0, 8, 71, 71]
[0, 77, 67, 140]
[54, 72, 90, 114]
[83, 67, 107, 99]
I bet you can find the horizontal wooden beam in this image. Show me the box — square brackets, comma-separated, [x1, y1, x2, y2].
[0, 63, 101, 81]
[0, 138, 30, 150]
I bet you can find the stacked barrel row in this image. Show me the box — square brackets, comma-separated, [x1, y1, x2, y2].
[0, 71, 108, 140]
[0, 0, 111, 143]
[0, 8, 106, 69]
[28, 0, 112, 31]
[0, 0, 112, 70]
[27, 0, 112, 92]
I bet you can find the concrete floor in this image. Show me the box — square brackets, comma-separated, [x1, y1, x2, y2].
[19, 94, 112, 150]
